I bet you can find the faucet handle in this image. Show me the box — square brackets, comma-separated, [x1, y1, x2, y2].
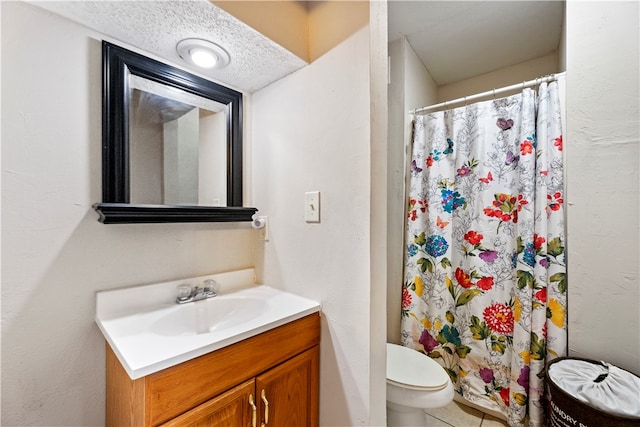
[202, 279, 219, 295]
[176, 283, 193, 302]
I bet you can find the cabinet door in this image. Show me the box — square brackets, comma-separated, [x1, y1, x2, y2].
[256, 346, 319, 427]
[160, 379, 256, 427]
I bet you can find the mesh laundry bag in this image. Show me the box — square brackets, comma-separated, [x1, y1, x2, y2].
[546, 357, 640, 427]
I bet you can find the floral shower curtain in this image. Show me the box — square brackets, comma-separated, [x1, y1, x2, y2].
[401, 81, 566, 426]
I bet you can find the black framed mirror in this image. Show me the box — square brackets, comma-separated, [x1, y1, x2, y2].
[94, 41, 257, 224]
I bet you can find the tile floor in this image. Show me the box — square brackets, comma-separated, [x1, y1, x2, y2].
[424, 401, 509, 427]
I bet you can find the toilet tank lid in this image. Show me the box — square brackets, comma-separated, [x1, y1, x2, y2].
[387, 343, 450, 390]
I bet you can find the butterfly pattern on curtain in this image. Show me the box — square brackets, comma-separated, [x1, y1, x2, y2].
[401, 82, 566, 427]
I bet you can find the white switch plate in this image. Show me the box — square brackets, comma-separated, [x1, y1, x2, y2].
[305, 191, 320, 223]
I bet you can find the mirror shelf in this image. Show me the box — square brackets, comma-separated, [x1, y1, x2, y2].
[96, 41, 256, 224]
[94, 203, 257, 224]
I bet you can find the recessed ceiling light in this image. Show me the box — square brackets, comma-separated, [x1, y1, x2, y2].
[176, 38, 230, 69]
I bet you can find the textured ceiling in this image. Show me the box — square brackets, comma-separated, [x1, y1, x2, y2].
[388, 1, 564, 85]
[30, 1, 564, 91]
[28, 0, 308, 93]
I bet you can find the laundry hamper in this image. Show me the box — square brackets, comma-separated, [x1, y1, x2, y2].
[546, 357, 640, 427]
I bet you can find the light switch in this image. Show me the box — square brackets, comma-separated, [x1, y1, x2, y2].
[305, 191, 320, 223]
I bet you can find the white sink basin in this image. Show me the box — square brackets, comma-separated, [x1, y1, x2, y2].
[150, 297, 266, 336]
[95, 269, 320, 379]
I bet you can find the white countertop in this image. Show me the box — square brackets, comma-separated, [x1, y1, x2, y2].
[95, 269, 321, 379]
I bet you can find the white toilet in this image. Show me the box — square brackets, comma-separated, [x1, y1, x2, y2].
[386, 343, 454, 427]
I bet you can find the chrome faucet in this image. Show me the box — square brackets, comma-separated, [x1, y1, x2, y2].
[176, 279, 218, 304]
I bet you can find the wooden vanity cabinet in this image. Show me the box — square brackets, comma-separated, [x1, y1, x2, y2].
[161, 379, 255, 427]
[106, 313, 320, 427]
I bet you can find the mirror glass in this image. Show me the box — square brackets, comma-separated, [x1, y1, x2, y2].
[94, 41, 257, 224]
[129, 75, 228, 206]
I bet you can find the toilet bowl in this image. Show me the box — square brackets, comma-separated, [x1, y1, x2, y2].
[386, 343, 454, 427]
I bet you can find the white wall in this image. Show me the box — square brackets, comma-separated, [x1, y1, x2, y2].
[403, 39, 439, 113]
[565, 1, 640, 373]
[368, 1, 389, 423]
[437, 51, 560, 102]
[251, 19, 384, 427]
[559, 1, 567, 73]
[387, 39, 404, 346]
[387, 37, 438, 344]
[130, 110, 163, 204]
[1, 2, 255, 425]
[199, 111, 227, 206]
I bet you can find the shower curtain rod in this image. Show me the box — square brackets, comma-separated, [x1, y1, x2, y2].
[410, 71, 566, 115]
